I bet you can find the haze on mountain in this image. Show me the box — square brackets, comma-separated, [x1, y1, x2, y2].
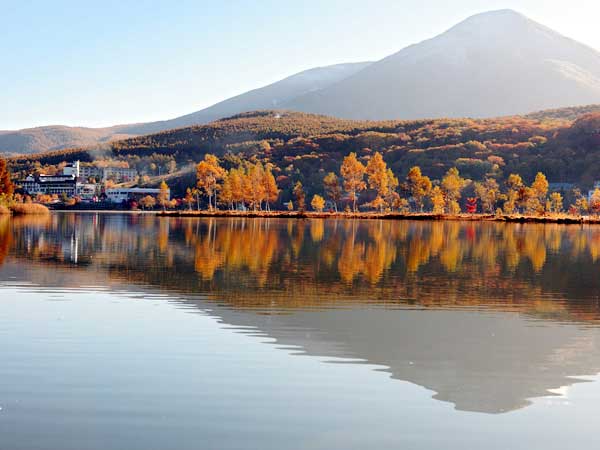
[3, 8, 600, 155]
[287, 9, 600, 119]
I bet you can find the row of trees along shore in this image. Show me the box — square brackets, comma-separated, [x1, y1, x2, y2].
[193, 152, 600, 216]
[1, 154, 599, 216]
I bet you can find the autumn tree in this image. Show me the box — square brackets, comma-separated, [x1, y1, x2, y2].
[243, 162, 267, 210]
[369, 196, 386, 212]
[157, 181, 170, 211]
[293, 181, 306, 211]
[441, 167, 467, 214]
[311, 194, 325, 212]
[520, 173, 549, 216]
[365, 152, 389, 211]
[0, 158, 14, 197]
[569, 188, 589, 216]
[465, 197, 478, 214]
[323, 172, 342, 212]
[430, 186, 445, 214]
[139, 195, 156, 210]
[530, 172, 549, 210]
[229, 167, 245, 210]
[184, 188, 194, 210]
[549, 192, 563, 214]
[590, 189, 600, 216]
[385, 168, 400, 209]
[340, 152, 366, 212]
[191, 187, 201, 211]
[407, 166, 432, 212]
[263, 166, 279, 211]
[196, 154, 225, 210]
[504, 174, 524, 214]
[219, 172, 234, 210]
[474, 178, 499, 213]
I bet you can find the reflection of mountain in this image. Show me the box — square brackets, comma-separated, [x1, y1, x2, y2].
[3, 213, 600, 414]
[205, 306, 600, 414]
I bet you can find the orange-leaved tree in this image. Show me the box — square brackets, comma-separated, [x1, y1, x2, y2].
[365, 152, 389, 212]
[323, 172, 342, 212]
[340, 152, 366, 212]
[0, 158, 14, 198]
[407, 166, 431, 212]
[196, 154, 225, 210]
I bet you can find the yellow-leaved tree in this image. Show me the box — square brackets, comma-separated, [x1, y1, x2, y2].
[407, 166, 432, 212]
[263, 166, 279, 211]
[311, 194, 325, 212]
[441, 167, 467, 214]
[365, 152, 389, 212]
[323, 172, 342, 212]
[430, 186, 445, 214]
[293, 181, 306, 211]
[340, 152, 366, 212]
[157, 181, 170, 211]
[196, 154, 225, 210]
[530, 172, 549, 214]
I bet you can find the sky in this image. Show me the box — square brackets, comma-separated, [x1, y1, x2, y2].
[2, 0, 600, 130]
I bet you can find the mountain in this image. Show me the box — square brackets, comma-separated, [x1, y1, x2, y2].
[0, 62, 371, 155]
[118, 62, 372, 135]
[286, 9, 600, 119]
[5, 9, 600, 155]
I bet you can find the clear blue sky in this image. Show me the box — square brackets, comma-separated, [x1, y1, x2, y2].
[2, 0, 599, 130]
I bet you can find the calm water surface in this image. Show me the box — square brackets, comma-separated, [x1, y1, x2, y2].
[1, 213, 600, 449]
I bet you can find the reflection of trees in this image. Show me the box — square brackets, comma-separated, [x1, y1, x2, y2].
[192, 219, 279, 286]
[8, 215, 600, 322]
[0, 216, 10, 266]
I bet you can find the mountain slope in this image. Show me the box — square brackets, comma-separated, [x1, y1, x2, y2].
[0, 62, 371, 155]
[286, 9, 600, 119]
[0, 125, 138, 156]
[118, 62, 372, 135]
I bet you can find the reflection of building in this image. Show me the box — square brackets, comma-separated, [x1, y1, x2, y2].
[106, 188, 169, 203]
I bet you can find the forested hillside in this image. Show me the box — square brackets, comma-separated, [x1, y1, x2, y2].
[524, 104, 600, 122]
[9, 110, 600, 203]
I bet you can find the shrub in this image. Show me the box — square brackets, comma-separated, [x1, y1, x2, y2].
[10, 203, 50, 215]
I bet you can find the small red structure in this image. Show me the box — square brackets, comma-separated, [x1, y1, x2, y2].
[465, 197, 477, 214]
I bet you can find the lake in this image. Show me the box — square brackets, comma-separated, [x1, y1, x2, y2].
[1, 213, 600, 449]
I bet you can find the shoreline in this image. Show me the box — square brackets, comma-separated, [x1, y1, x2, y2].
[43, 209, 600, 224]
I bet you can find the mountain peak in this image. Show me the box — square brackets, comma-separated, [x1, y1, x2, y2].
[286, 9, 600, 120]
[445, 9, 543, 38]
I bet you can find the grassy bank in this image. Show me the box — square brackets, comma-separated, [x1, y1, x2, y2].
[9, 203, 51, 215]
[154, 210, 593, 224]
